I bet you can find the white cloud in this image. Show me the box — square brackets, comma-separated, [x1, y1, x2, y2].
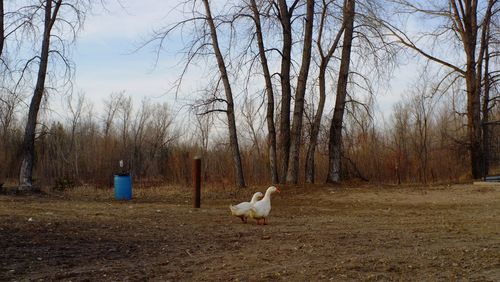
[69, 1, 200, 115]
[81, 0, 183, 40]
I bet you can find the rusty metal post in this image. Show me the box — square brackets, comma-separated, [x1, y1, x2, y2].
[193, 156, 201, 208]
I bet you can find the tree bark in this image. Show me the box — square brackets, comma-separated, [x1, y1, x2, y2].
[465, 63, 483, 179]
[249, 0, 278, 184]
[276, 0, 295, 183]
[475, 0, 495, 178]
[326, 0, 355, 184]
[19, 0, 62, 190]
[286, 0, 315, 184]
[202, 0, 246, 188]
[481, 22, 491, 176]
[460, 0, 490, 179]
[0, 0, 4, 59]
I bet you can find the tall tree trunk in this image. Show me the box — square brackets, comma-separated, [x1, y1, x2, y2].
[276, 0, 294, 184]
[286, 0, 315, 184]
[202, 0, 246, 187]
[0, 0, 4, 59]
[460, 0, 484, 179]
[249, 0, 278, 184]
[19, 0, 62, 190]
[326, 0, 355, 184]
[465, 43, 482, 179]
[481, 27, 491, 177]
[476, 0, 494, 178]
[305, 2, 345, 183]
[481, 78, 490, 178]
[466, 67, 483, 179]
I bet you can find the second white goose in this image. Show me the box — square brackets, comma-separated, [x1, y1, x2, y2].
[229, 192, 263, 223]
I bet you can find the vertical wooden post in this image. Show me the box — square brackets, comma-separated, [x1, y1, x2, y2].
[193, 156, 201, 208]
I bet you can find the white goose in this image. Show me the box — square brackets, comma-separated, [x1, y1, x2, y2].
[229, 192, 263, 223]
[249, 186, 280, 225]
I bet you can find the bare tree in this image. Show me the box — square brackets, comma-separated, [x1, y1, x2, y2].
[481, 14, 500, 175]
[66, 91, 87, 179]
[147, 102, 175, 158]
[0, 0, 4, 60]
[482, 31, 492, 174]
[117, 93, 132, 150]
[408, 77, 437, 183]
[0, 88, 20, 180]
[102, 91, 124, 139]
[194, 110, 213, 156]
[286, 0, 315, 184]
[0, 90, 18, 142]
[305, 0, 345, 183]
[327, 0, 355, 183]
[19, 0, 64, 190]
[144, 102, 176, 176]
[241, 95, 264, 156]
[132, 98, 152, 177]
[143, 0, 248, 187]
[249, 0, 279, 183]
[391, 101, 411, 184]
[202, 0, 246, 187]
[382, 0, 499, 178]
[276, 0, 298, 183]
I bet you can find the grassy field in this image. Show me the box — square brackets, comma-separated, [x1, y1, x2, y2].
[1, 183, 499, 281]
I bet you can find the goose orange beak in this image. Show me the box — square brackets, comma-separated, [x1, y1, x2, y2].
[276, 187, 281, 193]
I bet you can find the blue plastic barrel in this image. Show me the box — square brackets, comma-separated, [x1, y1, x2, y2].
[114, 174, 132, 200]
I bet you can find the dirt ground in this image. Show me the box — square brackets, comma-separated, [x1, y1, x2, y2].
[1, 183, 499, 281]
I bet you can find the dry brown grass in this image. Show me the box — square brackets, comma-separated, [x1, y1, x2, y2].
[1, 183, 499, 280]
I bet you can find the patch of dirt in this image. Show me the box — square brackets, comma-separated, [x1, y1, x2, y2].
[1, 184, 499, 281]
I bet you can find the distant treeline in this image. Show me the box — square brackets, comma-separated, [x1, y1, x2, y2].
[2, 90, 497, 188]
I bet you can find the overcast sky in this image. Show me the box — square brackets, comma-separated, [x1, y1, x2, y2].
[71, 1, 183, 112]
[69, 0, 412, 125]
